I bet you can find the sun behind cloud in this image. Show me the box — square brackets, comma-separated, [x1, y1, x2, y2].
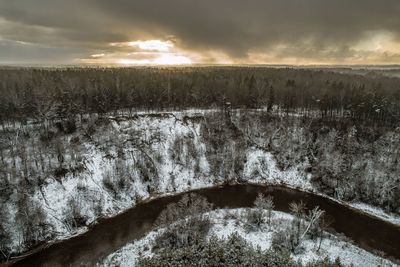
[127, 40, 174, 52]
[82, 39, 192, 65]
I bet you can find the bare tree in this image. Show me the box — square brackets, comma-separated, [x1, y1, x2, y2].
[289, 201, 306, 247]
[254, 193, 275, 225]
[300, 206, 325, 240]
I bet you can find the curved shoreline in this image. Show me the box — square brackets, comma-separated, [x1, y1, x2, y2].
[4, 183, 400, 267]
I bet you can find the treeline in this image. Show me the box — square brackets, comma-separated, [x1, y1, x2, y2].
[0, 66, 399, 125]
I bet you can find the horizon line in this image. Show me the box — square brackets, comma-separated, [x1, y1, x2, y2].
[1, 63, 400, 69]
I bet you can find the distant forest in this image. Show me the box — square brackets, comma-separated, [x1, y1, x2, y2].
[1, 67, 399, 126]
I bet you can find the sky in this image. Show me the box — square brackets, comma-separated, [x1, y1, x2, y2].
[0, 0, 400, 65]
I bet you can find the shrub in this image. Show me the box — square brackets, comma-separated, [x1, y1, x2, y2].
[40, 129, 56, 143]
[102, 172, 118, 197]
[140, 233, 300, 267]
[272, 229, 292, 252]
[306, 257, 346, 267]
[254, 193, 274, 224]
[54, 167, 69, 178]
[70, 136, 80, 145]
[117, 175, 130, 191]
[63, 120, 77, 134]
[0, 204, 11, 260]
[153, 216, 211, 252]
[244, 209, 264, 231]
[154, 193, 213, 227]
[64, 198, 88, 229]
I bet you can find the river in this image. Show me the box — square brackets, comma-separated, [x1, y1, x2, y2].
[8, 184, 400, 266]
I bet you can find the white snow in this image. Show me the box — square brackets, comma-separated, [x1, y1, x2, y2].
[350, 202, 400, 226]
[2, 110, 399, 257]
[98, 209, 396, 267]
[243, 149, 313, 190]
[98, 230, 159, 267]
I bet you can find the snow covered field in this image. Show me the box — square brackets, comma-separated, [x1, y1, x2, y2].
[98, 209, 396, 267]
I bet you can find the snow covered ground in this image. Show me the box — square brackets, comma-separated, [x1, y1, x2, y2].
[4, 112, 310, 252]
[98, 209, 396, 267]
[2, 110, 399, 256]
[349, 202, 400, 226]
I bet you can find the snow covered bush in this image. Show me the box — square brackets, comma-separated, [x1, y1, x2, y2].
[152, 193, 213, 251]
[245, 193, 275, 231]
[140, 232, 347, 267]
[154, 193, 213, 228]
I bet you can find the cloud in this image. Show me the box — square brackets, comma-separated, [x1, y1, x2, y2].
[0, 0, 399, 64]
[0, 38, 85, 64]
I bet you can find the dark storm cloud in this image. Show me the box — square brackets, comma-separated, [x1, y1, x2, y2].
[0, 0, 399, 63]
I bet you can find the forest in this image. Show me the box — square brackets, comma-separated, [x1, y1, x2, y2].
[0, 66, 399, 125]
[0, 67, 399, 265]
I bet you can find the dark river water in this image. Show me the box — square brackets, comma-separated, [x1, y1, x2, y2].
[8, 184, 400, 266]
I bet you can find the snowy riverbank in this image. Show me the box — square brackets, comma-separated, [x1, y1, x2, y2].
[98, 208, 396, 267]
[1, 110, 399, 259]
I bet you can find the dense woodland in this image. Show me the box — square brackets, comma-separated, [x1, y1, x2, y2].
[0, 67, 399, 125]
